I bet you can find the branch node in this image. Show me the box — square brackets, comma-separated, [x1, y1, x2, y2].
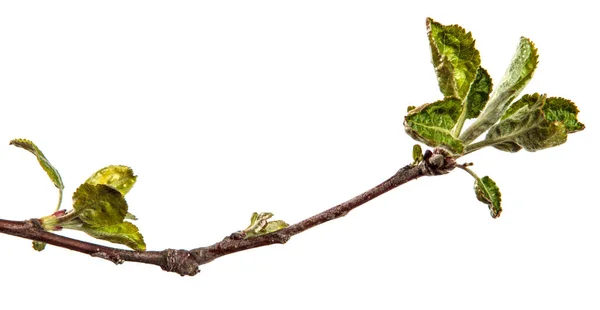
[162, 249, 201, 276]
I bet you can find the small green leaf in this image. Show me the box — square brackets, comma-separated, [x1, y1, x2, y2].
[243, 212, 289, 239]
[32, 241, 47, 251]
[482, 94, 572, 152]
[81, 222, 146, 251]
[426, 18, 481, 99]
[72, 183, 128, 226]
[460, 37, 538, 143]
[404, 98, 464, 153]
[86, 165, 137, 196]
[10, 139, 64, 210]
[412, 144, 424, 165]
[474, 176, 502, 218]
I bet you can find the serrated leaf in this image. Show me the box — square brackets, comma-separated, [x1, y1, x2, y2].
[404, 98, 464, 153]
[464, 67, 493, 119]
[86, 165, 137, 196]
[81, 222, 146, 251]
[543, 97, 585, 133]
[503, 94, 584, 134]
[9, 139, 64, 190]
[460, 37, 538, 143]
[474, 176, 502, 218]
[72, 183, 128, 226]
[485, 94, 567, 152]
[426, 18, 481, 99]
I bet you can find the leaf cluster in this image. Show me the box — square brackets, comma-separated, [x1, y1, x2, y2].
[11, 139, 145, 251]
[404, 18, 584, 218]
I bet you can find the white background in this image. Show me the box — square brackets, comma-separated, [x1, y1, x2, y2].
[0, 1, 597, 309]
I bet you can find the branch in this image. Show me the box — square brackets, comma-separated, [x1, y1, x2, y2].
[0, 149, 455, 276]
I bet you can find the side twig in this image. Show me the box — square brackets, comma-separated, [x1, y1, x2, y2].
[0, 149, 455, 276]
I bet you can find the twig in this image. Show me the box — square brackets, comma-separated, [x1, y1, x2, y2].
[0, 149, 455, 276]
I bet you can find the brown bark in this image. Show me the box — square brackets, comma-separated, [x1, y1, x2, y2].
[0, 150, 455, 276]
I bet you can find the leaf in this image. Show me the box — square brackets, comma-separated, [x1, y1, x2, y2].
[543, 97, 585, 133]
[86, 165, 137, 196]
[484, 93, 575, 152]
[474, 176, 502, 218]
[464, 67, 493, 119]
[9, 139, 64, 190]
[81, 222, 146, 251]
[32, 241, 47, 251]
[426, 18, 481, 99]
[501, 92, 541, 120]
[243, 212, 289, 239]
[404, 98, 464, 153]
[412, 144, 424, 165]
[460, 37, 538, 143]
[263, 220, 289, 234]
[10, 139, 64, 210]
[72, 183, 128, 226]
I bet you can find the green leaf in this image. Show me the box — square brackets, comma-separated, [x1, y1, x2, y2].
[543, 97, 585, 133]
[72, 183, 128, 226]
[464, 67, 493, 119]
[81, 222, 146, 251]
[32, 241, 47, 251]
[262, 220, 289, 234]
[460, 37, 538, 143]
[474, 176, 502, 218]
[501, 92, 541, 120]
[86, 165, 137, 196]
[412, 144, 424, 165]
[482, 94, 572, 152]
[10, 139, 64, 210]
[426, 18, 481, 99]
[243, 212, 289, 239]
[451, 67, 493, 137]
[404, 98, 464, 153]
[9, 139, 64, 190]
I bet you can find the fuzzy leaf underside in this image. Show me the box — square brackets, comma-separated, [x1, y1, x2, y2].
[487, 93, 582, 152]
[464, 67, 493, 119]
[9, 139, 64, 190]
[86, 165, 137, 196]
[72, 183, 128, 226]
[459, 37, 538, 143]
[82, 222, 146, 251]
[404, 98, 464, 153]
[474, 176, 502, 218]
[487, 97, 565, 152]
[427, 18, 481, 99]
